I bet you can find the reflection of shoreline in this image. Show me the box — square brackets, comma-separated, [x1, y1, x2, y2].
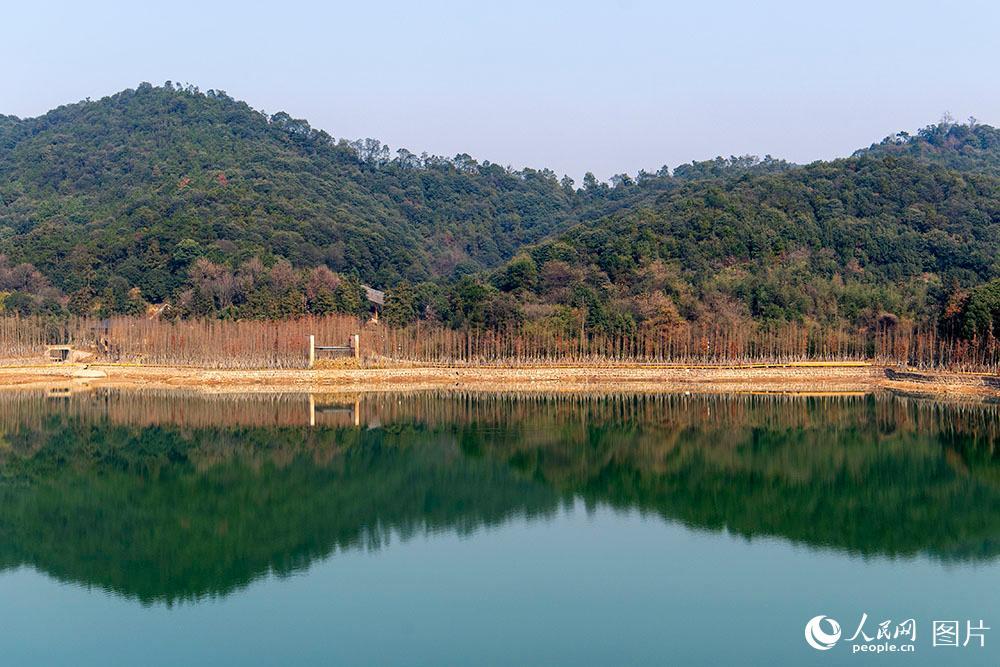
[0, 388, 998, 433]
[0, 392, 997, 604]
[0, 363, 998, 400]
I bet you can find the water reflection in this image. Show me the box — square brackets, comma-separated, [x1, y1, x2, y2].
[0, 390, 997, 605]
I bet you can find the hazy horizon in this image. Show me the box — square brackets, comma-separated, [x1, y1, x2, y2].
[4, 0, 998, 182]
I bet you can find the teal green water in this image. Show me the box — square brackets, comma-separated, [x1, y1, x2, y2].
[0, 391, 997, 665]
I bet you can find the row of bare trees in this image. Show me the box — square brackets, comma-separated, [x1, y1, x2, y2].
[0, 315, 996, 371]
[2, 389, 998, 434]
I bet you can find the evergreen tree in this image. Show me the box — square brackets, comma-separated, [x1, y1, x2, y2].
[384, 281, 418, 326]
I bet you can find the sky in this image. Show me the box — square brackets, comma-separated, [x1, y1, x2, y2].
[2, 0, 998, 182]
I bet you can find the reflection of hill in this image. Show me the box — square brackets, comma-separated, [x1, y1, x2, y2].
[0, 417, 561, 605]
[452, 395, 1000, 561]
[0, 391, 997, 604]
[573, 426, 999, 561]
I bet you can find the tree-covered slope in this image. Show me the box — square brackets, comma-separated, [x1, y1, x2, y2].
[0, 82, 589, 299]
[487, 152, 1000, 336]
[1, 83, 998, 338]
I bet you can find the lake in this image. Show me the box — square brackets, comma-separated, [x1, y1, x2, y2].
[0, 390, 996, 665]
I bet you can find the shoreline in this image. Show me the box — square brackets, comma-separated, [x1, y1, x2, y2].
[0, 362, 995, 401]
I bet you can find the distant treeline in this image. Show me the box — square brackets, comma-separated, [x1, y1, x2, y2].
[2, 314, 997, 370]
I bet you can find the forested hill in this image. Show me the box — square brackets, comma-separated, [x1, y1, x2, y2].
[0, 82, 615, 296]
[0, 82, 998, 340]
[490, 152, 1000, 339]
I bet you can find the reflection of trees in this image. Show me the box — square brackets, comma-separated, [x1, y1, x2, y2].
[0, 421, 561, 605]
[0, 392, 996, 604]
[447, 394, 1000, 561]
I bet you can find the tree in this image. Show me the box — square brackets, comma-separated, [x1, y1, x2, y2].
[305, 266, 340, 315]
[961, 279, 1000, 339]
[68, 287, 96, 316]
[99, 277, 145, 317]
[451, 277, 491, 329]
[485, 293, 524, 330]
[171, 239, 203, 271]
[334, 276, 367, 318]
[495, 255, 537, 293]
[3, 291, 36, 316]
[384, 281, 418, 327]
[637, 291, 683, 332]
[308, 288, 336, 315]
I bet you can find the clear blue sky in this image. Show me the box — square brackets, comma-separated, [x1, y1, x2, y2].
[3, 0, 997, 181]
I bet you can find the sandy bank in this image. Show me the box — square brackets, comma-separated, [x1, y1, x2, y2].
[0, 362, 995, 400]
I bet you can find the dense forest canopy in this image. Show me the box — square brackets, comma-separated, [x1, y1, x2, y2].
[0, 83, 998, 339]
[499, 155, 999, 337]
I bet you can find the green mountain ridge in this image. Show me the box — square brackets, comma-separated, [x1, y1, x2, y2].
[1, 83, 998, 336]
[501, 153, 999, 335]
[0, 83, 587, 292]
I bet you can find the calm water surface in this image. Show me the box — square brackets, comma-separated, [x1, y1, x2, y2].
[0, 390, 997, 665]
